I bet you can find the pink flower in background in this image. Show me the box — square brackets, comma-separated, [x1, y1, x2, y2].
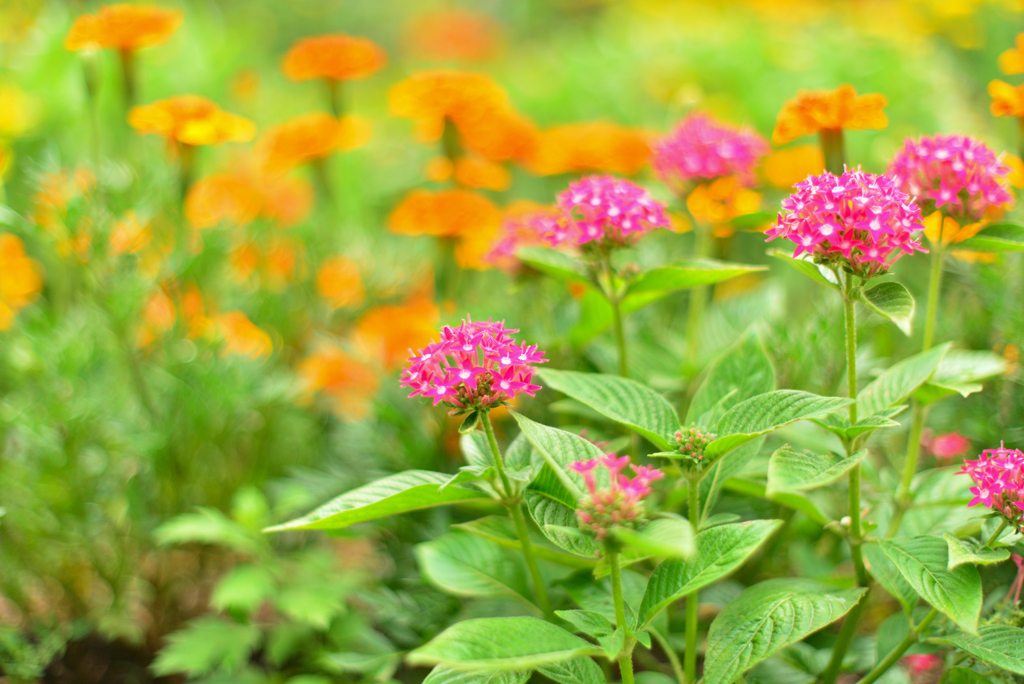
[400, 317, 544, 413]
[921, 430, 971, 461]
[556, 175, 671, 248]
[958, 442, 1024, 532]
[653, 113, 769, 189]
[1008, 554, 1024, 605]
[766, 168, 927, 278]
[570, 453, 663, 541]
[902, 653, 941, 677]
[888, 134, 1012, 223]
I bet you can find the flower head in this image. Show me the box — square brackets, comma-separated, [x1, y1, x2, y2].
[685, 176, 764, 238]
[297, 344, 380, 420]
[400, 318, 545, 413]
[888, 134, 1012, 225]
[571, 454, 663, 541]
[922, 430, 971, 461]
[653, 113, 768, 189]
[185, 169, 314, 229]
[998, 34, 1024, 75]
[766, 168, 926, 279]
[958, 442, 1024, 533]
[404, 9, 503, 62]
[283, 34, 387, 82]
[388, 188, 502, 269]
[316, 256, 364, 310]
[214, 311, 272, 360]
[129, 95, 256, 146]
[260, 113, 371, 172]
[674, 426, 718, 471]
[989, 80, 1024, 119]
[525, 122, 652, 177]
[773, 85, 888, 145]
[485, 201, 565, 270]
[0, 233, 43, 330]
[555, 175, 671, 249]
[65, 4, 183, 52]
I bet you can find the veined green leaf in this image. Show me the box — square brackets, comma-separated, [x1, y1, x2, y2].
[422, 667, 530, 684]
[942, 533, 1011, 570]
[611, 517, 696, 561]
[511, 411, 605, 500]
[525, 463, 599, 558]
[860, 281, 915, 335]
[517, 246, 590, 284]
[768, 249, 839, 290]
[766, 446, 866, 495]
[917, 350, 1009, 405]
[856, 344, 950, 419]
[536, 657, 605, 684]
[416, 532, 532, 603]
[945, 668, 994, 683]
[554, 610, 613, 638]
[863, 544, 918, 614]
[454, 516, 596, 568]
[624, 259, 767, 302]
[934, 625, 1024, 674]
[701, 437, 765, 519]
[686, 328, 775, 426]
[956, 223, 1024, 252]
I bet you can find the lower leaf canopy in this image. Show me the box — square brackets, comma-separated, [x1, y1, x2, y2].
[415, 532, 532, 604]
[936, 624, 1024, 675]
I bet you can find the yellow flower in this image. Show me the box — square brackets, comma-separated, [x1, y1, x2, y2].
[762, 144, 824, 189]
[354, 296, 439, 370]
[109, 211, 152, 256]
[998, 33, 1024, 75]
[260, 113, 371, 172]
[922, 210, 985, 246]
[989, 79, 1024, 118]
[0, 233, 43, 330]
[65, 4, 183, 52]
[129, 95, 256, 146]
[524, 122, 651, 176]
[686, 177, 763, 238]
[772, 85, 888, 145]
[185, 174, 261, 229]
[0, 83, 40, 138]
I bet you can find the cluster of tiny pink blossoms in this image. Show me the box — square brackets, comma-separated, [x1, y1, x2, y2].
[400, 318, 545, 414]
[887, 134, 1012, 223]
[570, 454, 664, 541]
[959, 442, 1024, 532]
[556, 175, 671, 249]
[653, 112, 769, 189]
[486, 205, 566, 269]
[765, 168, 927, 278]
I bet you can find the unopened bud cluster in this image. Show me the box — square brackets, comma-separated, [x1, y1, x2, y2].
[570, 454, 663, 542]
[675, 426, 717, 469]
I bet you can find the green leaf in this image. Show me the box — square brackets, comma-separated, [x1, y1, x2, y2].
[945, 668, 994, 684]
[611, 517, 696, 561]
[856, 344, 950, 419]
[264, 471, 487, 532]
[917, 350, 1009, 405]
[416, 532, 532, 604]
[151, 617, 262, 677]
[210, 565, 276, 615]
[511, 411, 605, 500]
[536, 370, 679, 450]
[766, 446, 866, 495]
[729, 212, 774, 230]
[154, 508, 261, 555]
[942, 533, 1011, 570]
[570, 289, 614, 347]
[700, 437, 765, 519]
[637, 520, 783, 627]
[598, 628, 625, 659]
[956, 223, 1024, 252]
[686, 329, 775, 426]
[454, 516, 595, 568]
[707, 391, 853, 461]
[525, 464, 599, 558]
[422, 667, 531, 684]
[623, 259, 767, 307]
[879, 536, 983, 634]
[703, 578, 866, 684]
[860, 281, 915, 335]
[536, 657, 605, 684]
[768, 249, 838, 290]
[517, 246, 590, 283]
[936, 624, 1024, 674]
[814, 411, 903, 441]
[555, 610, 613, 637]
[460, 411, 482, 434]
[274, 577, 348, 629]
[863, 544, 918, 614]
[407, 617, 602, 670]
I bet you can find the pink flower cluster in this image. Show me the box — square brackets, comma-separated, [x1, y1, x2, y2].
[556, 175, 671, 248]
[653, 113, 769, 188]
[766, 168, 927, 278]
[400, 318, 545, 412]
[922, 430, 971, 461]
[486, 205, 566, 269]
[570, 454, 664, 541]
[959, 442, 1024, 532]
[887, 134, 1012, 223]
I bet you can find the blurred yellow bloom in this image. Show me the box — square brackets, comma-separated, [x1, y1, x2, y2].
[297, 345, 380, 420]
[283, 34, 387, 82]
[772, 85, 888, 145]
[129, 95, 256, 146]
[998, 34, 1024, 75]
[228, 243, 261, 282]
[922, 210, 985, 246]
[686, 177, 763, 238]
[65, 4, 183, 52]
[404, 10, 504, 62]
[762, 144, 824, 188]
[316, 256, 364, 309]
[229, 238, 304, 291]
[355, 296, 439, 370]
[213, 311, 272, 360]
[0, 233, 43, 330]
[0, 83, 40, 138]
[989, 79, 1024, 118]
[524, 122, 651, 176]
[260, 113, 371, 172]
[109, 211, 152, 256]
[1004, 153, 1024, 188]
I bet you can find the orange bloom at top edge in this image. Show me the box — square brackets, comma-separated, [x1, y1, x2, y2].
[283, 34, 387, 82]
[65, 4, 183, 52]
[0, 233, 44, 330]
[989, 80, 1024, 118]
[260, 113, 371, 172]
[404, 9, 504, 62]
[772, 85, 888, 145]
[129, 95, 256, 147]
[524, 121, 652, 176]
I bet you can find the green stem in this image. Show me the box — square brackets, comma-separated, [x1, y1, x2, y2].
[311, 157, 336, 209]
[986, 519, 1009, 548]
[857, 608, 939, 684]
[686, 222, 712, 361]
[609, 549, 635, 684]
[685, 477, 700, 683]
[602, 252, 628, 377]
[820, 128, 846, 176]
[649, 627, 685, 684]
[119, 48, 136, 112]
[482, 412, 552, 619]
[179, 142, 196, 202]
[327, 78, 344, 117]
[921, 245, 945, 351]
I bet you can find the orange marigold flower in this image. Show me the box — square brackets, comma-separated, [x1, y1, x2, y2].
[65, 4, 183, 52]
[404, 10, 503, 62]
[213, 311, 272, 360]
[922, 210, 988, 246]
[999, 34, 1024, 75]
[297, 345, 380, 420]
[110, 211, 152, 255]
[524, 121, 652, 176]
[762, 144, 825, 189]
[355, 296, 440, 370]
[265, 237, 301, 289]
[180, 284, 212, 339]
[454, 156, 511, 190]
[136, 287, 176, 348]
[772, 85, 888, 145]
[282, 34, 387, 82]
[686, 176, 763, 238]
[258, 173, 315, 227]
[128, 95, 256, 146]
[228, 243, 261, 282]
[388, 188, 501, 238]
[989, 79, 1024, 118]
[317, 256, 364, 309]
[1004, 153, 1024, 189]
[261, 113, 371, 172]
[185, 174, 261, 229]
[0, 233, 43, 330]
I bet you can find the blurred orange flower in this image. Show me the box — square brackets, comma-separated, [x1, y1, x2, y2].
[317, 256, 364, 309]
[297, 344, 380, 419]
[989, 79, 1024, 118]
[355, 296, 439, 370]
[772, 85, 888, 145]
[762, 144, 825, 188]
[404, 10, 503, 62]
[0, 233, 43, 330]
[229, 237, 304, 290]
[259, 173, 315, 227]
[686, 177, 763, 238]
[136, 287, 176, 347]
[999, 34, 1024, 75]
[424, 156, 511, 190]
[109, 211, 152, 256]
[65, 4, 183, 52]
[31, 167, 96, 259]
[213, 311, 272, 359]
[185, 174, 261, 229]
[283, 34, 387, 82]
[389, 188, 502, 238]
[524, 122, 652, 176]
[261, 113, 371, 172]
[129, 95, 256, 146]
[1004, 153, 1024, 189]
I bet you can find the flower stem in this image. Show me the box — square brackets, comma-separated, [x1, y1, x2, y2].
[820, 128, 846, 176]
[686, 222, 712, 361]
[921, 245, 945, 351]
[609, 549, 635, 684]
[685, 476, 700, 683]
[119, 48, 136, 112]
[326, 78, 344, 117]
[482, 411, 552, 619]
[601, 252, 629, 377]
[649, 627, 685, 684]
[986, 519, 1008, 548]
[857, 608, 939, 684]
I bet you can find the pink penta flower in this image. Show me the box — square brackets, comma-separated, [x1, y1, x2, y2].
[400, 317, 545, 413]
[486, 204, 569, 270]
[766, 168, 927, 279]
[887, 134, 1013, 223]
[571, 454, 664, 541]
[922, 429, 971, 461]
[653, 112, 769, 189]
[556, 175, 671, 249]
[958, 442, 1024, 533]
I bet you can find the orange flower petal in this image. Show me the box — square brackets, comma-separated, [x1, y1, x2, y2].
[282, 34, 387, 82]
[129, 95, 255, 146]
[65, 5, 182, 52]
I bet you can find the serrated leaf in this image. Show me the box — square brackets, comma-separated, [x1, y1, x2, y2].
[416, 532, 531, 603]
[766, 446, 866, 495]
[555, 610, 613, 637]
[863, 544, 918, 614]
[210, 564, 276, 614]
[611, 517, 695, 561]
[536, 657, 605, 684]
[856, 344, 950, 419]
[422, 667, 531, 684]
[879, 536, 982, 634]
[686, 329, 775, 426]
[942, 533, 1011, 569]
[155, 508, 261, 555]
[265, 471, 487, 532]
[945, 668, 994, 683]
[623, 259, 767, 306]
[637, 520, 783, 627]
[936, 625, 1024, 674]
[700, 437, 765, 519]
[703, 578, 866, 684]
[860, 281, 915, 335]
[918, 350, 1009, 405]
[768, 249, 839, 290]
[536, 370, 679, 450]
[511, 411, 605, 500]
[956, 223, 1024, 252]
[454, 516, 595, 568]
[407, 617, 603, 670]
[460, 411, 482, 434]
[151, 617, 263, 677]
[525, 464, 599, 558]
[517, 246, 590, 284]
